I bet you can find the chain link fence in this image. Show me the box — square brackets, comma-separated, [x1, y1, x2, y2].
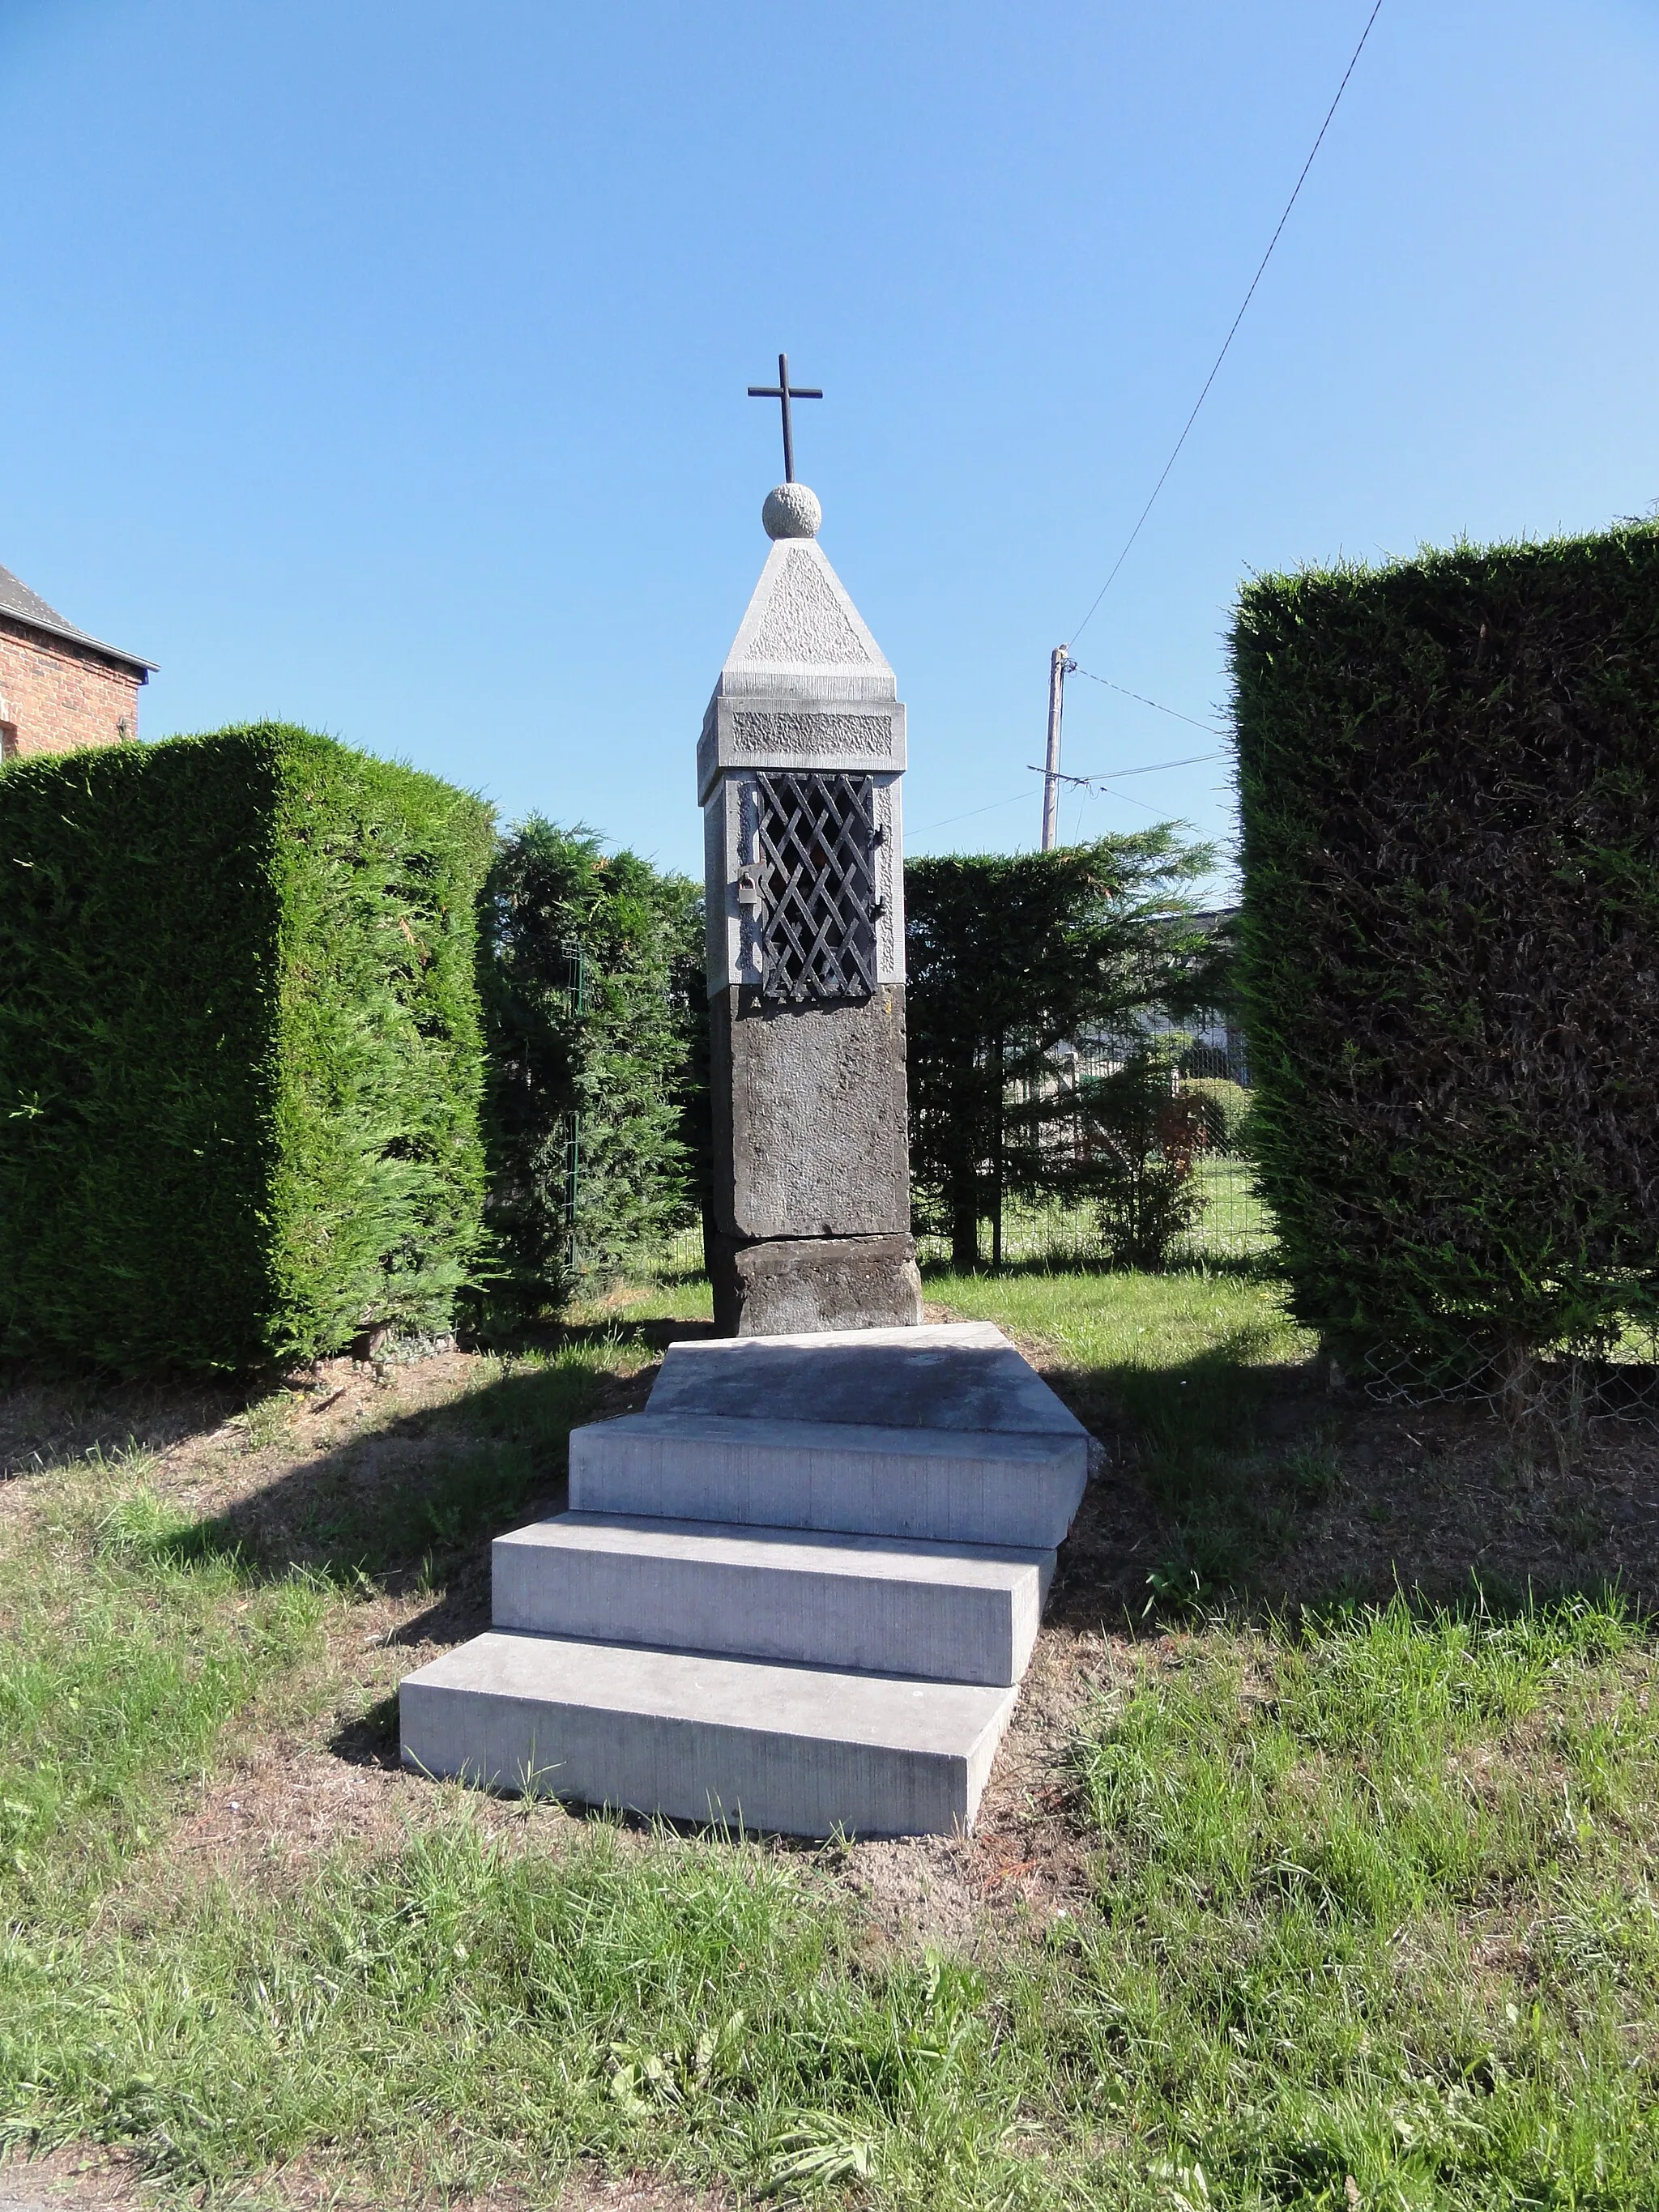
[1339, 1328, 1659, 1455]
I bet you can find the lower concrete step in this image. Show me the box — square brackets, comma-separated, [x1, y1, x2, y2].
[493, 1513, 1054, 1687]
[399, 1631, 1017, 1838]
[568, 1413, 1086, 1550]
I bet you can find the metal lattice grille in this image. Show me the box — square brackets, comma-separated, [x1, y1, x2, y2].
[755, 770, 878, 1004]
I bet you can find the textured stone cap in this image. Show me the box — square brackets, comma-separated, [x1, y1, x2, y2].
[762, 482, 821, 539]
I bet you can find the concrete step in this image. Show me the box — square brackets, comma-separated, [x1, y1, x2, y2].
[568, 1413, 1086, 1550]
[399, 1631, 1017, 1838]
[648, 1321, 1090, 1438]
[492, 1512, 1054, 1687]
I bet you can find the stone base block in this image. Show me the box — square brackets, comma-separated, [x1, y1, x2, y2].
[397, 1322, 1095, 1839]
[709, 1230, 922, 1336]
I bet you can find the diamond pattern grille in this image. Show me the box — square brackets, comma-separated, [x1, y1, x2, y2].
[755, 770, 878, 1003]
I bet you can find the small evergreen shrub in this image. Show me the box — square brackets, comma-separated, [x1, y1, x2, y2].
[0, 725, 494, 1371]
[1232, 522, 1659, 1377]
[1087, 1039, 1209, 1268]
[480, 820, 704, 1315]
[1183, 1076, 1252, 1153]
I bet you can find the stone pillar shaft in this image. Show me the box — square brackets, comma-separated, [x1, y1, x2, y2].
[700, 492, 921, 1336]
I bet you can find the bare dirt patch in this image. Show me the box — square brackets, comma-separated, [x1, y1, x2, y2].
[0, 2147, 731, 2212]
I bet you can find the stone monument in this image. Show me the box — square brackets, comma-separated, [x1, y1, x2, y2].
[396, 366, 1095, 1839]
[701, 356, 921, 1336]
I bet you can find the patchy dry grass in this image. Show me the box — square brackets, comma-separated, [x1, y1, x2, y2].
[1, 1270, 1657, 2209]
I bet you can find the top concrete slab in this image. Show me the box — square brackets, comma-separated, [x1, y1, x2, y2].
[646, 1322, 1086, 1438]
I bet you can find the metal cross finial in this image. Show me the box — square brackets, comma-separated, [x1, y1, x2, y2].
[746, 352, 822, 484]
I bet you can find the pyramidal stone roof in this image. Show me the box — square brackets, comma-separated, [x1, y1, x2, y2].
[696, 482, 906, 806]
[714, 534, 894, 705]
[0, 561, 155, 674]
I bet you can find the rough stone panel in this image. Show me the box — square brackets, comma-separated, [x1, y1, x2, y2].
[707, 1229, 923, 1337]
[710, 984, 911, 1240]
[0, 622, 143, 760]
[730, 710, 893, 756]
[742, 548, 869, 665]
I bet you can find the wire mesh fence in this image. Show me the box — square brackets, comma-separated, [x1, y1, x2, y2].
[650, 1014, 1274, 1280]
[1338, 1328, 1659, 1454]
[652, 1154, 1274, 1281]
[912, 1152, 1273, 1272]
[641, 1012, 1657, 1457]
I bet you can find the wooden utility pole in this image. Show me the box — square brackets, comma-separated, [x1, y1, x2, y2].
[1041, 644, 1076, 850]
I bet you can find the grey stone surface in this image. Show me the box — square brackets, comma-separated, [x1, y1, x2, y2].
[400, 1632, 1017, 1837]
[493, 1512, 1053, 1686]
[699, 509, 914, 1342]
[697, 705, 905, 805]
[710, 984, 911, 1241]
[761, 481, 821, 539]
[649, 1320, 1089, 1436]
[741, 545, 869, 663]
[568, 1413, 1088, 1550]
[396, 1328, 1091, 1836]
[392, 502, 1094, 1839]
[707, 1230, 922, 1337]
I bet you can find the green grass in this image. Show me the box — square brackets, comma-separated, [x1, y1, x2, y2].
[2, 1272, 1656, 2208]
[931, 1267, 1322, 1604]
[1067, 1594, 1658, 2206]
[0, 1458, 330, 1916]
[0, 1819, 1039, 2204]
[928, 1263, 1306, 1382]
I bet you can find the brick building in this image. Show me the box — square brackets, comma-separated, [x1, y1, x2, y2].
[0, 562, 154, 762]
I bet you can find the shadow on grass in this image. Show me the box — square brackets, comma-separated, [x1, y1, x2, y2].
[330, 1690, 403, 1771]
[1031, 1321, 1658, 1631]
[126, 1313, 715, 1634]
[36, 1272, 1657, 1661]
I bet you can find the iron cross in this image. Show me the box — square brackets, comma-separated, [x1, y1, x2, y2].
[747, 352, 822, 484]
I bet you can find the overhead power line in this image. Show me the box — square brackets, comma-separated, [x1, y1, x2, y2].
[1068, 0, 1387, 649]
[1027, 752, 1223, 787]
[1070, 664, 1226, 735]
[912, 789, 1034, 837]
[915, 741, 1228, 840]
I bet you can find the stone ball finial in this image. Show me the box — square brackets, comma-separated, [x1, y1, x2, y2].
[762, 482, 821, 539]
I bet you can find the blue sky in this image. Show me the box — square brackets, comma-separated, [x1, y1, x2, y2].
[3, 0, 1657, 889]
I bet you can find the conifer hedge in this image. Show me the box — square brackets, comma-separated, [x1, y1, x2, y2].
[480, 819, 704, 1315]
[906, 836, 1217, 1269]
[0, 725, 494, 1372]
[1232, 522, 1659, 1377]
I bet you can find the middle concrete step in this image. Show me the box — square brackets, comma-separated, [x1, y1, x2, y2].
[569, 1413, 1087, 1549]
[493, 1512, 1055, 1687]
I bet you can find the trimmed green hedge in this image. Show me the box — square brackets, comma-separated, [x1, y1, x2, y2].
[1232, 522, 1659, 1373]
[0, 725, 494, 1371]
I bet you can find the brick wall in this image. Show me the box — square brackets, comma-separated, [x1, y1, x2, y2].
[0, 620, 144, 761]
